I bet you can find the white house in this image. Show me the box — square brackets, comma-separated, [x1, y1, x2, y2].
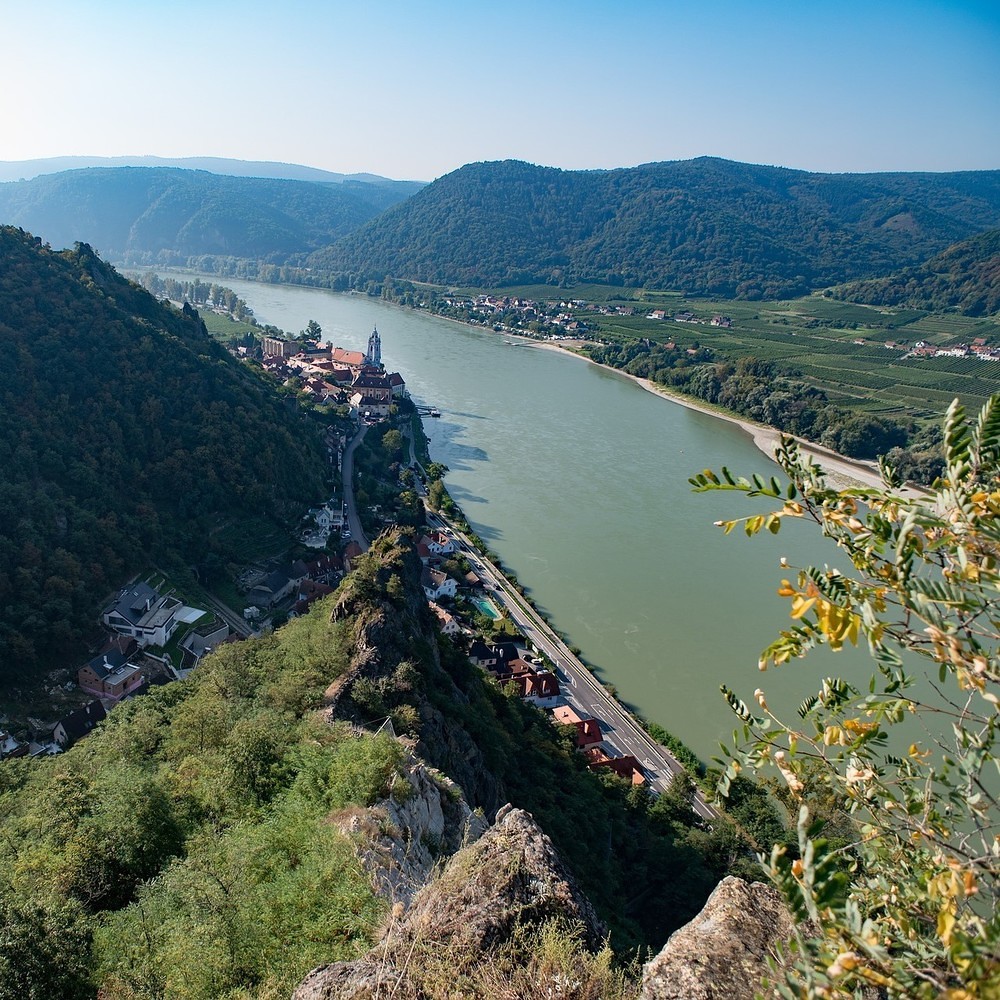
[421, 568, 457, 601]
[102, 583, 183, 648]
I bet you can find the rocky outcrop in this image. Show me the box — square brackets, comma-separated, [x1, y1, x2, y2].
[326, 530, 503, 812]
[331, 756, 487, 905]
[293, 806, 606, 1000]
[639, 876, 796, 1000]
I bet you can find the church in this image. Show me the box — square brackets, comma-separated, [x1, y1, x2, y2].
[349, 327, 407, 418]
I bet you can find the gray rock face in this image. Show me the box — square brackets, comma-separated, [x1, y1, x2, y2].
[332, 757, 487, 906]
[293, 805, 605, 1000]
[640, 876, 796, 1000]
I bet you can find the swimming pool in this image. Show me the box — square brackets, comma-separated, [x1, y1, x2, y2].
[471, 595, 500, 620]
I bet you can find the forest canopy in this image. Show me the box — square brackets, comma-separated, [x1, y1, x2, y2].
[0, 228, 327, 683]
[309, 158, 1000, 298]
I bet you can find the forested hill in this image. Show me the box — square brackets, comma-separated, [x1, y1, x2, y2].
[0, 167, 417, 264]
[0, 228, 327, 682]
[0, 154, 427, 186]
[307, 158, 1000, 298]
[831, 228, 1000, 316]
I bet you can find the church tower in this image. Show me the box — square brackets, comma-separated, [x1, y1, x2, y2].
[365, 326, 382, 368]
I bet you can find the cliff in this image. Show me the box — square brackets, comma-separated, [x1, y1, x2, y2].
[639, 876, 795, 999]
[297, 794, 803, 1000]
[294, 805, 611, 1000]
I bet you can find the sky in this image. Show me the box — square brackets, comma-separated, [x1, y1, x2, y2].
[2, 0, 998, 181]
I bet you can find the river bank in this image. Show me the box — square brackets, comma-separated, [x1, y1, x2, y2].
[526, 339, 888, 491]
[163, 274, 895, 758]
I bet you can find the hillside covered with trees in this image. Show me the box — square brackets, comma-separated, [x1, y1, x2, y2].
[308, 158, 1000, 298]
[0, 168, 418, 265]
[0, 530, 762, 998]
[831, 227, 1000, 316]
[0, 228, 328, 684]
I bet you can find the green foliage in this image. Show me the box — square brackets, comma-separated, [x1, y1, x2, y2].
[384, 632, 751, 952]
[0, 897, 93, 1000]
[309, 158, 1000, 298]
[0, 228, 329, 685]
[0, 598, 392, 998]
[0, 167, 417, 265]
[834, 228, 1000, 316]
[694, 396, 1000, 996]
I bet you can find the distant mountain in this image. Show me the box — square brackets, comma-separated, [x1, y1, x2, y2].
[307, 158, 1000, 298]
[831, 228, 1000, 316]
[0, 166, 421, 263]
[0, 154, 426, 188]
[0, 227, 328, 681]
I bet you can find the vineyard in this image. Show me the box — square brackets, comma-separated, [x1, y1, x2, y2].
[565, 290, 1000, 421]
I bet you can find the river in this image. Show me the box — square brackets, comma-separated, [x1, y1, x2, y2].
[184, 278, 870, 760]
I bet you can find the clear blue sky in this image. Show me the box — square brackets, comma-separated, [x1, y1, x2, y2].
[3, 0, 997, 180]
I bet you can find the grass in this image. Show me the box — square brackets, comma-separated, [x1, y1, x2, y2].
[199, 310, 259, 340]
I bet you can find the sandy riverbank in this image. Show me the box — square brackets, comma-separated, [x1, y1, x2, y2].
[526, 339, 888, 491]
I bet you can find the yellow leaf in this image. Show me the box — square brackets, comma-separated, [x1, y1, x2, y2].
[964, 871, 977, 896]
[937, 907, 956, 946]
[823, 726, 845, 746]
[843, 718, 877, 735]
[790, 596, 816, 620]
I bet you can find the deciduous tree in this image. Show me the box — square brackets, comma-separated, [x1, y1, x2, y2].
[692, 396, 1000, 997]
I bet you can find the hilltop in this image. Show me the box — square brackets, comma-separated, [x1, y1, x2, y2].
[831, 227, 1000, 316]
[0, 528, 751, 998]
[0, 167, 419, 264]
[308, 157, 1000, 298]
[0, 228, 328, 684]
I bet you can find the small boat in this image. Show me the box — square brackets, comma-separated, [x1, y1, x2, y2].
[429, 408, 441, 417]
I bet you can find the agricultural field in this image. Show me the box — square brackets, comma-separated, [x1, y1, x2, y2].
[563, 289, 1000, 421]
[199, 309, 259, 340]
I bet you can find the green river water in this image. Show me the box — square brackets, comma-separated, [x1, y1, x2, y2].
[192, 278, 872, 761]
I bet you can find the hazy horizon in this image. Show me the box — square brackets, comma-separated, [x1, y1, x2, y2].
[3, 0, 998, 181]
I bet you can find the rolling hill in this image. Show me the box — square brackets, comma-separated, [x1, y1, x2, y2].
[0, 154, 426, 187]
[0, 166, 420, 264]
[308, 158, 1000, 298]
[831, 228, 1000, 316]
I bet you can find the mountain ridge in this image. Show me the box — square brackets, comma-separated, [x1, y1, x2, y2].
[0, 226, 328, 680]
[0, 154, 426, 186]
[308, 157, 1000, 298]
[0, 167, 420, 264]
[831, 227, 1000, 315]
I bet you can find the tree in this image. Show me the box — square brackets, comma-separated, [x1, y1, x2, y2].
[0, 897, 93, 1000]
[381, 428, 404, 461]
[690, 396, 1000, 997]
[304, 319, 322, 340]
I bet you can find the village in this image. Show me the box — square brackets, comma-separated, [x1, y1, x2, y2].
[0, 326, 655, 796]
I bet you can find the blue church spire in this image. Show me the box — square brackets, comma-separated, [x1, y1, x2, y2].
[366, 326, 382, 368]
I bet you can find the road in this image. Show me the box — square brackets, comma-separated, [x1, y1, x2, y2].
[424, 507, 717, 822]
[200, 591, 256, 639]
[346, 440, 715, 820]
[341, 424, 371, 551]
